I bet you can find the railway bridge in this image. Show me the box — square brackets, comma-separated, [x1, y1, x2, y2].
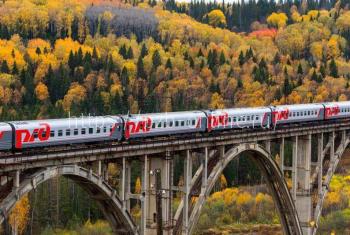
[1, 119, 350, 235]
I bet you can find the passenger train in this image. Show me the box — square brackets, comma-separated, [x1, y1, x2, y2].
[0, 101, 348, 151]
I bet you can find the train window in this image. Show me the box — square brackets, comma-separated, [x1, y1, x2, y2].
[233, 117, 237, 122]
[181, 121, 185, 126]
[152, 123, 156, 128]
[58, 130, 63, 137]
[289, 112, 292, 117]
[175, 121, 179, 127]
[164, 122, 167, 128]
[243, 116, 246, 121]
[315, 111, 317, 115]
[238, 117, 241, 121]
[89, 128, 93, 134]
[50, 131, 55, 137]
[296, 112, 299, 116]
[255, 116, 259, 121]
[66, 129, 71, 136]
[247, 116, 250, 121]
[158, 122, 162, 128]
[192, 120, 196, 125]
[228, 117, 231, 123]
[74, 129, 78, 135]
[82, 128, 86, 135]
[103, 126, 107, 133]
[96, 127, 101, 133]
[308, 111, 310, 115]
[169, 121, 173, 127]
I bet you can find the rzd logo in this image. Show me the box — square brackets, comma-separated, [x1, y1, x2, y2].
[208, 113, 228, 131]
[272, 109, 289, 124]
[125, 117, 152, 139]
[325, 106, 340, 118]
[15, 123, 51, 149]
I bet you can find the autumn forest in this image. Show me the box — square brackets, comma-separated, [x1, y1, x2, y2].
[2, 0, 350, 233]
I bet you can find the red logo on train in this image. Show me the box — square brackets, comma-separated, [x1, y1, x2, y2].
[272, 109, 289, 124]
[124, 117, 152, 139]
[208, 112, 228, 131]
[325, 106, 340, 118]
[15, 123, 51, 149]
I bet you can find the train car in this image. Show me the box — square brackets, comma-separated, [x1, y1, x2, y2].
[324, 101, 350, 119]
[205, 107, 272, 131]
[9, 116, 123, 150]
[271, 103, 324, 126]
[122, 111, 207, 139]
[0, 123, 13, 150]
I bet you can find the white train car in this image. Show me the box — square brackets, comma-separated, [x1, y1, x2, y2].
[0, 123, 13, 150]
[271, 103, 324, 125]
[9, 116, 123, 149]
[205, 107, 272, 131]
[324, 101, 350, 119]
[122, 111, 207, 139]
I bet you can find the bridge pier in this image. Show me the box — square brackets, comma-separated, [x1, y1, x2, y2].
[294, 134, 312, 235]
[182, 150, 192, 235]
[143, 153, 173, 235]
[121, 158, 131, 211]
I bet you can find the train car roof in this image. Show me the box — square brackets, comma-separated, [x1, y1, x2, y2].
[8, 116, 121, 129]
[0, 122, 11, 131]
[273, 103, 324, 109]
[122, 111, 206, 119]
[324, 101, 350, 106]
[204, 107, 270, 116]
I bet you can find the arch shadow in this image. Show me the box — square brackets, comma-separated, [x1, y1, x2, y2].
[0, 165, 138, 235]
[187, 143, 302, 235]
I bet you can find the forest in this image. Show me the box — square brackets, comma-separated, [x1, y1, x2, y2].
[1, 0, 350, 233]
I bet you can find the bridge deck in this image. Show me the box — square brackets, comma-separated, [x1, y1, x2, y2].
[0, 119, 349, 173]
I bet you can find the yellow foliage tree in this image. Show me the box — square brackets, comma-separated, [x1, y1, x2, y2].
[209, 92, 225, 109]
[135, 177, 141, 194]
[220, 174, 228, 190]
[336, 11, 350, 34]
[9, 194, 30, 235]
[207, 9, 227, 28]
[35, 82, 49, 101]
[267, 12, 288, 28]
[62, 82, 87, 112]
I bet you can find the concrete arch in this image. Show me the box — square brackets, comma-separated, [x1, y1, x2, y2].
[188, 143, 302, 235]
[313, 135, 350, 234]
[0, 165, 138, 235]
